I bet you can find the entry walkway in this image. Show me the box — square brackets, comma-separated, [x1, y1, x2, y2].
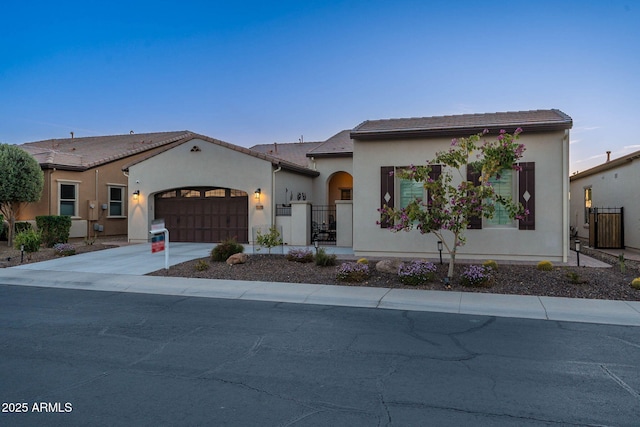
[1, 244, 638, 326]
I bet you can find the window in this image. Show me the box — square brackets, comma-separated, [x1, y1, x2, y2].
[59, 182, 78, 216]
[584, 187, 592, 224]
[108, 186, 125, 217]
[398, 176, 423, 209]
[340, 188, 352, 200]
[485, 169, 516, 227]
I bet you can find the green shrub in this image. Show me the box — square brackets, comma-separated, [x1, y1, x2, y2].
[194, 259, 210, 271]
[0, 214, 4, 238]
[631, 278, 640, 290]
[537, 260, 553, 271]
[53, 243, 76, 256]
[483, 260, 498, 271]
[211, 237, 244, 262]
[14, 228, 42, 255]
[336, 262, 370, 282]
[398, 260, 437, 286]
[315, 247, 336, 267]
[286, 248, 314, 263]
[357, 258, 369, 264]
[566, 270, 586, 284]
[14, 222, 33, 234]
[255, 226, 283, 254]
[36, 215, 72, 247]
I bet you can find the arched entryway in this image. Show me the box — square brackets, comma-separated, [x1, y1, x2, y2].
[327, 171, 353, 204]
[154, 187, 248, 243]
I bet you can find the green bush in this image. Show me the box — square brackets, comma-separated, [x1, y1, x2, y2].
[357, 258, 369, 264]
[194, 259, 210, 271]
[566, 270, 586, 285]
[211, 237, 244, 262]
[315, 247, 336, 267]
[631, 278, 640, 290]
[14, 222, 33, 234]
[14, 228, 42, 254]
[537, 260, 553, 271]
[286, 248, 314, 263]
[36, 215, 72, 247]
[255, 226, 283, 254]
[0, 214, 4, 240]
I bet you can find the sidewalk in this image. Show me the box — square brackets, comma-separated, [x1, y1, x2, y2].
[1, 244, 638, 326]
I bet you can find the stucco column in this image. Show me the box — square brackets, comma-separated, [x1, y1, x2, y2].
[290, 201, 311, 246]
[335, 200, 353, 247]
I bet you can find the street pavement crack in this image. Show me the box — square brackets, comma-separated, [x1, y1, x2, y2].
[600, 364, 640, 400]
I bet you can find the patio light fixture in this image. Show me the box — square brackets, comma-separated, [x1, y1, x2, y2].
[575, 239, 581, 267]
[437, 240, 443, 265]
[254, 188, 261, 200]
[314, 238, 319, 254]
[133, 190, 140, 200]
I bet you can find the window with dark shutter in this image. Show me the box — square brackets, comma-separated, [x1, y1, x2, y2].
[518, 162, 535, 230]
[466, 165, 482, 229]
[380, 166, 394, 228]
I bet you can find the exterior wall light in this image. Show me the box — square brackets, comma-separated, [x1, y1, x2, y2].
[575, 239, 581, 267]
[437, 240, 443, 265]
[133, 190, 140, 200]
[254, 188, 261, 200]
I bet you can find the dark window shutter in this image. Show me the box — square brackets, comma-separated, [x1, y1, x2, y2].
[380, 166, 394, 228]
[466, 165, 482, 229]
[518, 162, 535, 230]
[427, 165, 442, 211]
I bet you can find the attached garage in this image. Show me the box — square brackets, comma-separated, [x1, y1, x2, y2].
[154, 187, 248, 243]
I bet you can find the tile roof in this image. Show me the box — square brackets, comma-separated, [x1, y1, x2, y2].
[250, 141, 325, 166]
[570, 149, 640, 181]
[351, 109, 573, 140]
[20, 131, 191, 170]
[306, 130, 353, 158]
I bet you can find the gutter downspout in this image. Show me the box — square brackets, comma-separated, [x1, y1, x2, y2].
[562, 130, 570, 263]
[272, 165, 282, 226]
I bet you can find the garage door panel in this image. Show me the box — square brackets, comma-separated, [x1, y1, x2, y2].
[154, 188, 248, 243]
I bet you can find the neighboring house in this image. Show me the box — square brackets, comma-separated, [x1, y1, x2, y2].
[18, 131, 194, 238]
[15, 109, 573, 263]
[569, 149, 640, 251]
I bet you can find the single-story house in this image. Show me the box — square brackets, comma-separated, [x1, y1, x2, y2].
[16, 109, 572, 262]
[569, 149, 640, 251]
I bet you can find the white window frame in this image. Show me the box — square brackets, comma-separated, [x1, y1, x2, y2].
[57, 180, 80, 218]
[484, 169, 518, 228]
[584, 186, 592, 225]
[108, 184, 126, 218]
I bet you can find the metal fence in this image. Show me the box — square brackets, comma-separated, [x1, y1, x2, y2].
[311, 205, 336, 245]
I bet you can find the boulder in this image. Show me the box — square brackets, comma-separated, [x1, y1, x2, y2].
[376, 259, 402, 275]
[226, 253, 248, 265]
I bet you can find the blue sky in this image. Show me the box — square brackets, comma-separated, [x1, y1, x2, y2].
[1, 0, 638, 173]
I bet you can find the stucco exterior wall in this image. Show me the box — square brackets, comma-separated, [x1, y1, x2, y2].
[570, 160, 640, 250]
[352, 131, 569, 261]
[312, 157, 353, 205]
[127, 138, 275, 243]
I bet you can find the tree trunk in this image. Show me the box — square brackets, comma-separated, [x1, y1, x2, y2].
[8, 214, 15, 247]
[447, 250, 456, 279]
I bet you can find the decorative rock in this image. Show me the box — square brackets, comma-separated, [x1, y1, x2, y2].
[376, 259, 402, 274]
[226, 253, 248, 265]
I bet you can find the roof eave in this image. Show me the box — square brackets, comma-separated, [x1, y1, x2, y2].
[305, 152, 353, 159]
[570, 151, 640, 181]
[350, 122, 573, 141]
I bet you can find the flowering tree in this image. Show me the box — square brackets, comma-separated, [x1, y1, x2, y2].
[379, 129, 527, 280]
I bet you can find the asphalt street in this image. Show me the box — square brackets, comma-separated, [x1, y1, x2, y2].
[1, 284, 639, 426]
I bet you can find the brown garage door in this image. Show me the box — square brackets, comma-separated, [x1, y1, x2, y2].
[154, 187, 248, 243]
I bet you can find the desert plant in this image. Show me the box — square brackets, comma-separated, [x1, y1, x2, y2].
[537, 260, 553, 271]
[211, 237, 244, 262]
[566, 270, 586, 285]
[53, 242, 76, 256]
[398, 260, 437, 286]
[336, 262, 370, 282]
[357, 258, 369, 264]
[255, 226, 283, 254]
[13, 228, 42, 257]
[315, 247, 336, 267]
[460, 265, 492, 287]
[619, 253, 626, 273]
[194, 259, 210, 271]
[286, 248, 314, 263]
[631, 278, 640, 290]
[483, 260, 498, 271]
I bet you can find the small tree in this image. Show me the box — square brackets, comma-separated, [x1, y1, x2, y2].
[0, 144, 44, 246]
[255, 225, 283, 254]
[379, 129, 527, 280]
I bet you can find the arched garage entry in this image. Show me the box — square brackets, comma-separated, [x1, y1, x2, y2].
[154, 187, 248, 243]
